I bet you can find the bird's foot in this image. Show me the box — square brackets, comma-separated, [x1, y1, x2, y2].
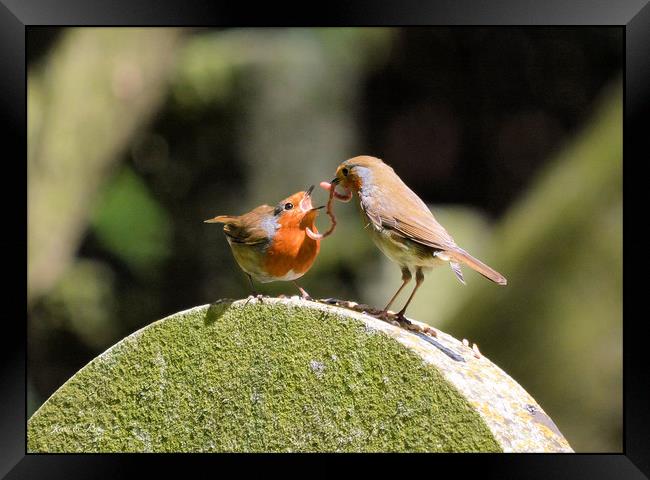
[373, 309, 438, 337]
[375, 309, 399, 322]
[244, 293, 265, 306]
[395, 312, 412, 326]
[297, 288, 313, 302]
[374, 309, 413, 327]
[376, 309, 392, 321]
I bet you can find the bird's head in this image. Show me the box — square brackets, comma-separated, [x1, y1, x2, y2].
[273, 186, 324, 231]
[331, 155, 388, 197]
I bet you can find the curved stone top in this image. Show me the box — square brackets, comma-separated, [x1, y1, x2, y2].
[28, 297, 572, 453]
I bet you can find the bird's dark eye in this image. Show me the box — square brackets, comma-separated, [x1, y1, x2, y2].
[342, 167, 349, 176]
[284, 202, 294, 210]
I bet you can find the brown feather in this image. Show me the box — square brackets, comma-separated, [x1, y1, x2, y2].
[445, 248, 507, 285]
[204, 205, 275, 246]
[356, 159, 457, 251]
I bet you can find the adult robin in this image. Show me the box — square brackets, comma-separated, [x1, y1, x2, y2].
[204, 186, 324, 299]
[321, 155, 506, 320]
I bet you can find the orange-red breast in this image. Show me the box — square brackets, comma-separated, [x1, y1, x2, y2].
[322, 155, 507, 320]
[204, 186, 324, 298]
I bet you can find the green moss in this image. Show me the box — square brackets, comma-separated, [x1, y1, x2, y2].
[28, 301, 501, 452]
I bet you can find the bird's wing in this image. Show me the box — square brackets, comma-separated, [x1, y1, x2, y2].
[360, 182, 458, 252]
[223, 205, 274, 246]
[391, 214, 457, 251]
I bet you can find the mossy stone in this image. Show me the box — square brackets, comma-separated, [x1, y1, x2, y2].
[28, 298, 550, 452]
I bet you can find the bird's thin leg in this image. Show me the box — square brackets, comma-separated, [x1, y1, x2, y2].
[247, 274, 258, 295]
[293, 281, 312, 301]
[396, 267, 424, 323]
[244, 274, 264, 304]
[382, 267, 412, 313]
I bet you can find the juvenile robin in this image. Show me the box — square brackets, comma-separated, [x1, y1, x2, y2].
[204, 186, 324, 299]
[321, 155, 507, 320]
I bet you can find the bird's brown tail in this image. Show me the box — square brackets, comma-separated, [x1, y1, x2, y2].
[204, 215, 233, 224]
[445, 248, 507, 285]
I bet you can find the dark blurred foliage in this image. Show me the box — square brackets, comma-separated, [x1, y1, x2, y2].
[361, 27, 621, 214]
[27, 27, 621, 451]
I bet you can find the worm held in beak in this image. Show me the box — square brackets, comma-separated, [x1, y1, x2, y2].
[319, 181, 352, 202]
[303, 186, 325, 239]
[305, 226, 323, 240]
[309, 178, 344, 241]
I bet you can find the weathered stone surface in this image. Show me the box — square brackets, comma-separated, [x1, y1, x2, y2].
[27, 297, 572, 452]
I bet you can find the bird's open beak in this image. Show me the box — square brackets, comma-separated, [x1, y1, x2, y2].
[303, 186, 324, 240]
[300, 185, 325, 213]
[300, 187, 317, 213]
[305, 185, 325, 211]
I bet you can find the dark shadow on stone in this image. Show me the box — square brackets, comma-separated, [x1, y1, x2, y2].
[527, 404, 564, 438]
[204, 299, 234, 326]
[412, 332, 466, 362]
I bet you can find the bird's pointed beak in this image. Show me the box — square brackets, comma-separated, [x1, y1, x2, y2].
[320, 176, 352, 202]
[319, 177, 351, 202]
[300, 186, 324, 214]
[300, 188, 316, 213]
[306, 185, 325, 211]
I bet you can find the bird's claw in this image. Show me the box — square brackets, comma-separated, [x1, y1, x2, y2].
[376, 310, 392, 320]
[298, 289, 313, 302]
[395, 313, 412, 326]
[374, 309, 412, 327]
[244, 293, 265, 306]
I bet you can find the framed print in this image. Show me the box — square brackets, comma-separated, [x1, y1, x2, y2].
[4, 0, 647, 477]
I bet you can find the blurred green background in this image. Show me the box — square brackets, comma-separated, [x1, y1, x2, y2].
[27, 27, 622, 452]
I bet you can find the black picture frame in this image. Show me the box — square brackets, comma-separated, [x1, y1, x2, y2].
[5, 0, 646, 477]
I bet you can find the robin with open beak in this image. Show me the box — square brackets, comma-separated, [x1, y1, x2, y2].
[321, 155, 507, 321]
[204, 186, 325, 299]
